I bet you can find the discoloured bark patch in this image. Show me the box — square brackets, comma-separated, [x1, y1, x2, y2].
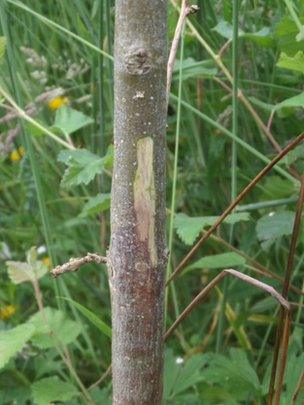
[134, 136, 157, 266]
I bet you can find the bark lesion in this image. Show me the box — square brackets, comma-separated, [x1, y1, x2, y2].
[125, 46, 152, 75]
[133, 136, 157, 266]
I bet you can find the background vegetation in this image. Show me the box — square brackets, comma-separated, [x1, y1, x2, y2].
[0, 0, 304, 403]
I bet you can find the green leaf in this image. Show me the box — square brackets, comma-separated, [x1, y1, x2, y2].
[6, 247, 48, 285]
[277, 51, 304, 74]
[174, 212, 250, 245]
[213, 20, 245, 39]
[58, 147, 113, 188]
[277, 92, 304, 109]
[27, 307, 82, 348]
[261, 176, 295, 200]
[173, 58, 217, 80]
[31, 377, 78, 405]
[201, 349, 261, 400]
[256, 211, 295, 248]
[275, 17, 304, 56]
[53, 106, 93, 135]
[0, 323, 36, 369]
[79, 193, 111, 218]
[164, 350, 209, 400]
[187, 252, 246, 271]
[212, 21, 272, 46]
[173, 354, 208, 396]
[60, 297, 111, 338]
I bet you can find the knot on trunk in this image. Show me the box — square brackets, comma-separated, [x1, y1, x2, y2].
[125, 47, 152, 75]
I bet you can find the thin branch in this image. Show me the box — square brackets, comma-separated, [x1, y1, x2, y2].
[170, 0, 301, 180]
[292, 372, 304, 404]
[89, 365, 112, 391]
[166, 133, 304, 285]
[51, 253, 107, 278]
[166, 1, 199, 103]
[268, 176, 304, 403]
[208, 232, 304, 296]
[164, 268, 290, 341]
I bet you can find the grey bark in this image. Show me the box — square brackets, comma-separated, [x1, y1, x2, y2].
[108, 1, 168, 404]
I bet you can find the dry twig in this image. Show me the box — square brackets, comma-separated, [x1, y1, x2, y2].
[51, 253, 107, 278]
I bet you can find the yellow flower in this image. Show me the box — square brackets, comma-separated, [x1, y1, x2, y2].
[0, 305, 16, 320]
[48, 96, 69, 111]
[10, 146, 25, 162]
[42, 256, 52, 269]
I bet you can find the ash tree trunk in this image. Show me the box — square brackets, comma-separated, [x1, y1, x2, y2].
[108, 1, 168, 404]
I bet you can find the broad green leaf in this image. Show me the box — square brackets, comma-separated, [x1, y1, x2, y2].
[213, 21, 272, 46]
[164, 350, 183, 399]
[256, 211, 295, 247]
[53, 106, 93, 135]
[261, 176, 295, 200]
[275, 17, 304, 56]
[79, 193, 111, 218]
[173, 354, 208, 396]
[6, 247, 48, 284]
[187, 252, 246, 271]
[281, 350, 304, 404]
[0, 37, 6, 63]
[277, 51, 304, 74]
[277, 92, 304, 109]
[173, 58, 217, 80]
[213, 20, 245, 39]
[164, 350, 209, 400]
[27, 307, 82, 348]
[90, 387, 112, 404]
[31, 377, 78, 405]
[175, 212, 250, 245]
[58, 147, 113, 188]
[61, 297, 111, 338]
[0, 323, 35, 369]
[284, 143, 304, 165]
[6, 261, 34, 284]
[201, 349, 261, 400]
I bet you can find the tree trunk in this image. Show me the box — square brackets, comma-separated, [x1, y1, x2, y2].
[108, 1, 167, 404]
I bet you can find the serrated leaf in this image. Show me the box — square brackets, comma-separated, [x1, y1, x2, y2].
[275, 17, 304, 56]
[256, 211, 295, 244]
[201, 349, 261, 400]
[79, 193, 111, 218]
[174, 212, 250, 245]
[173, 354, 208, 396]
[261, 176, 295, 199]
[277, 51, 304, 74]
[58, 147, 113, 188]
[6, 247, 48, 285]
[187, 252, 246, 271]
[61, 297, 111, 338]
[53, 106, 93, 135]
[164, 350, 209, 400]
[0, 323, 35, 369]
[6, 261, 34, 284]
[31, 377, 78, 405]
[27, 307, 82, 348]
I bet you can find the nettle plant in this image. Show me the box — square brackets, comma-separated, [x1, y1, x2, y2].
[1, 0, 304, 404]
